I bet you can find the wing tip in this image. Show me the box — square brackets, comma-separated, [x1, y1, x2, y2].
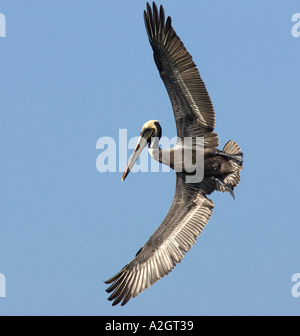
[105, 265, 135, 306]
[144, 2, 171, 41]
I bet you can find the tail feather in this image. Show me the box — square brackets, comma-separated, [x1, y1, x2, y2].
[221, 140, 243, 192]
[223, 140, 242, 155]
[223, 140, 243, 164]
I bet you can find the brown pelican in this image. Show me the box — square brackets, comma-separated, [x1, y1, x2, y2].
[105, 2, 243, 306]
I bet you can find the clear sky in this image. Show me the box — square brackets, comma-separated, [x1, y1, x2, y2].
[0, 0, 300, 316]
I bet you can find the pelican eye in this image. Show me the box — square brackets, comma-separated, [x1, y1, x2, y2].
[141, 127, 154, 136]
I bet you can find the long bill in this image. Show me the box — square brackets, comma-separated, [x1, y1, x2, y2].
[122, 135, 149, 181]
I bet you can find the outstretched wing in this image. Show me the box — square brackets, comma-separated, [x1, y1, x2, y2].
[144, 2, 218, 148]
[105, 175, 214, 306]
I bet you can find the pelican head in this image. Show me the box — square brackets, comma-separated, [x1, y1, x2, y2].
[122, 120, 162, 181]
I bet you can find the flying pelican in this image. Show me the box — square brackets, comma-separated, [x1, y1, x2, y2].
[105, 2, 243, 306]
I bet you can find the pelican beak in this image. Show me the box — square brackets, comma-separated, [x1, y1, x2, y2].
[122, 128, 152, 181]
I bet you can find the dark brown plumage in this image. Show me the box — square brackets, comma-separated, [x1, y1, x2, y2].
[105, 2, 243, 306]
[144, 2, 218, 147]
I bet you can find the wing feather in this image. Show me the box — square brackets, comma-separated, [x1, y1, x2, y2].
[144, 3, 219, 148]
[105, 175, 214, 306]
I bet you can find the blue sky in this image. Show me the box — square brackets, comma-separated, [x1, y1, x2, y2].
[0, 0, 300, 316]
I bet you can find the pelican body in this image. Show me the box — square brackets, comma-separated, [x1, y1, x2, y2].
[105, 2, 243, 306]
